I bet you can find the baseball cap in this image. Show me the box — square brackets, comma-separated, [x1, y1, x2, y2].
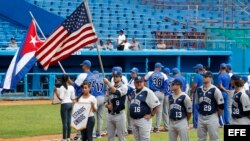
[113, 71, 122, 77]
[93, 70, 99, 74]
[163, 67, 170, 74]
[202, 71, 213, 77]
[11, 37, 15, 40]
[130, 67, 139, 73]
[231, 74, 242, 81]
[172, 79, 182, 86]
[226, 64, 232, 70]
[172, 67, 180, 74]
[80, 60, 91, 67]
[242, 76, 248, 82]
[193, 64, 203, 69]
[220, 63, 227, 69]
[134, 76, 144, 82]
[155, 62, 164, 68]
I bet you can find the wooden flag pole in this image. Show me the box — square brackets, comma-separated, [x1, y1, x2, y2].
[29, 11, 66, 74]
[84, 0, 105, 78]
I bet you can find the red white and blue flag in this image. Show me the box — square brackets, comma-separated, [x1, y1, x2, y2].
[35, 2, 98, 70]
[0, 20, 44, 92]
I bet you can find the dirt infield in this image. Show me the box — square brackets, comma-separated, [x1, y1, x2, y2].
[0, 100, 52, 106]
[0, 134, 69, 141]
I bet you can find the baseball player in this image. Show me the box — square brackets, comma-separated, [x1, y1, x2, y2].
[111, 66, 128, 85]
[91, 71, 107, 138]
[162, 67, 174, 131]
[127, 67, 139, 134]
[172, 68, 188, 93]
[167, 78, 192, 141]
[230, 74, 250, 125]
[144, 62, 168, 132]
[103, 71, 128, 141]
[71, 60, 96, 140]
[217, 63, 230, 126]
[129, 76, 160, 141]
[190, 64, 203, 129]
[196, 71, 224, 141]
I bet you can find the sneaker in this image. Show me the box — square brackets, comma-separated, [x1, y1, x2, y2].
[153, 128, 159, 133]
[127, 129, 133, 134]
[73, 137, 81, 141]
[96, 133, 101, 138]
[92, 133, 97, 138]
[66, 138, 72, 141]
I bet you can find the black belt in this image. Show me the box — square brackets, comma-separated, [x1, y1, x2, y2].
[170, 117, 184, 121]
[131, 116, 144, 119]
[232, 115, 244, 119]
[201, 113, 214, 116]
[109, 111, 121, 115]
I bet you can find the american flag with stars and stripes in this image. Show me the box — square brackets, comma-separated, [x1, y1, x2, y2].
[35, 2, 98, 70]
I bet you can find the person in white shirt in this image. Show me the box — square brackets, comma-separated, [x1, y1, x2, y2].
[123, 39, 131, 50]
[97, 40, 106, 50]
[78, 81, 97, 141]
[54, 75, 76, 141]
[104, 39, 114, 50]
[117, 30, 126, 51]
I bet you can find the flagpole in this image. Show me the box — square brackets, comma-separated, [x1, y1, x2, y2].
[29, 11, 66, 74]
[84, 0, 105, 77]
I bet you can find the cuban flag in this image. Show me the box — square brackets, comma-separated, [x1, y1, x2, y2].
[0, 20, 44, 93]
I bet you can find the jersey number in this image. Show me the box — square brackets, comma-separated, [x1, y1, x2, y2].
[175, 112, 182, 118]
[232, 108, 239, 114]
[152, 78, 163, 87]
[204, 105, 211, 111]
[116, 100, 119, 106]
[134, 107, 141, 113]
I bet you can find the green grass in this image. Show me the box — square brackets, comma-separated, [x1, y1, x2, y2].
[0, 104, 224, 140]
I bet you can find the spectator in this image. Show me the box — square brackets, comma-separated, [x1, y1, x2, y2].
[164, 16, 170, 22]
[117, 30, 126, 51]
[157, 40, 166, 49]
[172, 20, 179, 25]
[97, 40, 106, 50]
[7, 37, 18, 49]
[123, 39, 131, 50]
[129, 38, 141, 51]
[104, 39, 114, 50]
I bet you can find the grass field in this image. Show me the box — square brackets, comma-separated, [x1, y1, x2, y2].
[0, 104, 224, 140]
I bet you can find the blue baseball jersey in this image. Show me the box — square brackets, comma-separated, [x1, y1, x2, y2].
[193, 72, 203, 88]
[73, 71, 95, 97]
[232, 90, 250, 118]
[145, 71, 168, 92]
[217, 72, 230, 91]
[164, 76, 174, 96]
[196, 85, 224, 115]
[129, 87, 160, 118]
[174, 75, 187, 92]
[91, 77, 106, 97]
[168, 94, 192, 120]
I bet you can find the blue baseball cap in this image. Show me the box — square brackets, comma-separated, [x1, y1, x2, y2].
[93, 70, 99, 74]
[220, 63, 227, 69]
[172, 79, 182, 86]
[113, 71, 122, 77]
[80, 60, 91, 67]
[193, 64, 203, 69]
[172, 67, 180, 74]
[226, 64, 232, 70]
[242, 76, 248, 82]
[155, 62, 164, 68]
[202, 71, 213, 77]
[163, 67, 170, 74]
[112, 66, 122, 72]
[130, 67, 139, 73]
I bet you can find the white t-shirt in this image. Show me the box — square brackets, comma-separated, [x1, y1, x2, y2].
[78, 95, 97, 117]
[244, 83, 249, 91]
[118, 34, 126, 45]
[124, 42, 131, 50]
[59, 85, 75, 104]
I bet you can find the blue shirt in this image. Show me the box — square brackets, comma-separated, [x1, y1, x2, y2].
[217, 72, 230, 91]
[164, 76, 174, 96]
[193, 72, 203, 88]
[145, 71, 168, 92]
[175, 75, 187, 92]
[91, 77, 106, 97]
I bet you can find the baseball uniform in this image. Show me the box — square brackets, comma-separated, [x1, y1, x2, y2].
[130, 86, 160, 141]
[231, 89, 250, 124]
[167, 92, 192, 141]
[196, 85, 224, 141]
